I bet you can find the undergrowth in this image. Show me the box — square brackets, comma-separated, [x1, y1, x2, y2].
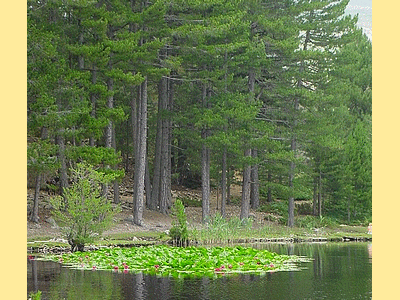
[169, 199, 189, 246]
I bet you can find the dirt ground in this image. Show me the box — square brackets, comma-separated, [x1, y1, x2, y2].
[27, 182, 269, 240]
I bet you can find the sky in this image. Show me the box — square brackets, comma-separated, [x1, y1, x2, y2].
[345, 0, 372, 40]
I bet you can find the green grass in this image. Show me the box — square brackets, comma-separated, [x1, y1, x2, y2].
[188, 214, 371, 245]
[27, 231, 169, 250]
[27, 218, 371, 252]
[27, 236, 55, 243]
[103, 231, 168, 241]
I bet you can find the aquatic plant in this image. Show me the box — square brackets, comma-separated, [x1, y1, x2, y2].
[169, 199, 189, 246]
[43, 245, 307, 278]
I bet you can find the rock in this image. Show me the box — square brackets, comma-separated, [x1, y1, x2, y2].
[124, 215, 134, 222]
[50, 238, 68, 243]
[249, 214, 256, 220]
[46, 217, 59, 229]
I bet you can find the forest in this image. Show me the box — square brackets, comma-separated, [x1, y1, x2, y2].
[27, 0, 372, 228]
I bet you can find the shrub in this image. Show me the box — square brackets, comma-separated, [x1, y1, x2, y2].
[189, 213, 255, 244]
[295, 215, 338, 229]
[259, 201, 289, 215]
[319, 216, 338, 228]
[180, 196, 202, 207]
[296, 202, 313, 215]
[295, 215, 318, 229]
[51, 163, 120, 252]
[169, 199, 189, 246]
[29, 290, 42, 300]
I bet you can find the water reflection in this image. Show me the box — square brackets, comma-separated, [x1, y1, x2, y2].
[28, 243, 372, 300]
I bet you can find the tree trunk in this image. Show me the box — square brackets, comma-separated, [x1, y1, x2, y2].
[145, 158, 152, 208]
[201, 84, 210, 223]
[160, 77, 171, 214]
[318, 171, 322, 217]
[241, 69, 255, 220]
[167, 79, 173, 209]
[221, 51, 228, 215]
[227, 170, 231, 205]
[133, 77, 148, 226]
[250, 149, 259, 209]
[78, 21, 84, 71]
[240, 148, 252, 221]
[30, 173, 41, 223]
[267, 171, 272, 202]
[313, 176, 318, 216]
[131, 84, 138, 198]
[150, 80, 163, 210]
[57, 134, 68, 206]
[288, 138, 296, 227]
[288, 63, 302, 227]
[201, 143, 210, 223]
[151, 76, 171, 213]
[221, 148, 227, 218]
[105, 81, 113, 144]
[112, 126, 120, 204]
[89, 67, 97, 147]
[347, 198, 351, 223]
[102, 74, 114, 200]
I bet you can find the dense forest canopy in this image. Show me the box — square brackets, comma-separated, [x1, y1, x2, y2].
[27, 0, 372, 227]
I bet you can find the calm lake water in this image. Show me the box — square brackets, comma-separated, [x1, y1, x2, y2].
[27, 242, 372, 300]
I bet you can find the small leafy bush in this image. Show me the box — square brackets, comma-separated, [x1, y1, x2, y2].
[259, 201, 290, 225]
[259, 201, 289, 216]
[296, 202, 313, 215]
[295, 215, 318, 229]
[51, 163, 120, 252]
[319, 216, 338, 228]
[228, 196, 241, 206]
[29, 290, 42, 300]
[190, 213, 255, 243]
[295, 215, 338, 229]
[169, 199, 189, 246]
[180, 196, 202, 207]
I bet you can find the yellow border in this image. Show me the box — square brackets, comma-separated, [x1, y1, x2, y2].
[373, 0, 395, 299]
[5, 0, 382, 299]
[2, 1, 27, 299]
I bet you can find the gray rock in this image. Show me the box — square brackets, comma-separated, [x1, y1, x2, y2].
[249, 214, 257, 220]
[46, 217, 59, 229]
[124, 215, 134, 222]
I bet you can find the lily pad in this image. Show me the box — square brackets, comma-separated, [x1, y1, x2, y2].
[42, 245, 309, 278]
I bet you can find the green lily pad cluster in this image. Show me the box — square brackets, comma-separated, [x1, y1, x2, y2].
[45, 245, 306, 278]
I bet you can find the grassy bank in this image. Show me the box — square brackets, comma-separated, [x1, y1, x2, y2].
[27, 222, 371, 253]
[188, 214, 371, 245]
[27, 231, 168, 253]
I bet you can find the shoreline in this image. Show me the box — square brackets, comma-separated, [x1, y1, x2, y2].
[27, 233, 372, 255]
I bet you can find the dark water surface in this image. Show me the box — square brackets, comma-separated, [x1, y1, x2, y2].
[27, 242, 372, 300]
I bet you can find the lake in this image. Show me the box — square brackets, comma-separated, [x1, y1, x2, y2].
[27, 242, 372, 299]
